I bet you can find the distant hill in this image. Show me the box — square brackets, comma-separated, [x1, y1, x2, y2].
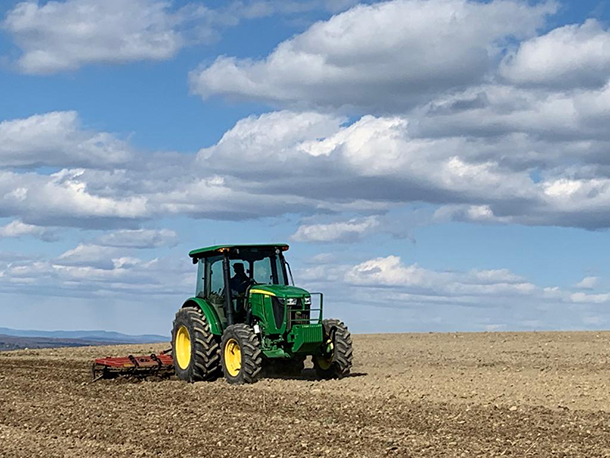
[0, 328, 168, 351]
[0, 335, 111, 351]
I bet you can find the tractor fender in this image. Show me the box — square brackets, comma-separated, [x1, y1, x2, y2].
[182, 297, 223, 336]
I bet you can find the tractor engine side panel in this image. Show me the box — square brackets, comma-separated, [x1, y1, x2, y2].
[263, 295, 287, 334]
[248, 293, 266, 325]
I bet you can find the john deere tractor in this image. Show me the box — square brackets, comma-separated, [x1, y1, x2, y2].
[171, 244, 353, 384]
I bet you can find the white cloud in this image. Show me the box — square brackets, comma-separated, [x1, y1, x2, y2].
[295, 255, 610, 318]
[501, 19, 610, 89]
[190, 0, 555, 110]
[0, 168, 149, 228]
[343, 255, 535, 296]
[570, 292, 610, 304]
[0, 249, 191, 297]
[413, 83, 610, 144]
[3, 0, 211, 74]
[291, 216, 380, 242]
[3, 104, 610, 231]
[198, 110, 346, 168]
[199, 109, 610, 230]
[56, 243, 121, 269]
[0, 220, 56, 241]
[576, 276, 598, 290]
[96, 229, 178, 249]
[198, 110, 533, 205]
[4, 101, 610, 232]
[3, 0, 357, 75]
[0, 111, 132, 168]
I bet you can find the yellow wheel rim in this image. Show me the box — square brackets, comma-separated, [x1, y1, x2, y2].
[224, 338, 241, 377]
[175, 325, 192, 370]
[317, 355, 333, 370]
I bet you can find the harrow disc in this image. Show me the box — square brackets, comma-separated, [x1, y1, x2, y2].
[91, 350, 174, 381]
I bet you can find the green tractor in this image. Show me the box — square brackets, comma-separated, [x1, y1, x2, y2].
[171, 244, 353, 384]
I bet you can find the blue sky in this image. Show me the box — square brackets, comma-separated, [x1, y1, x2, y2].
[1, 0, 610, 336]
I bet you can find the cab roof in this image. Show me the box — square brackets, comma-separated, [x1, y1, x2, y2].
[188, 244, 289, 259]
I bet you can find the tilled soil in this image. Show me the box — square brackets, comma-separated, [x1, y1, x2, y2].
[2, 332, 610, 457]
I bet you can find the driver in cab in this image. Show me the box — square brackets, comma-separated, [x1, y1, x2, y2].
[230, 263, 250, 296]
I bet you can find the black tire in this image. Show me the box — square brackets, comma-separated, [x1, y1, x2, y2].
[221, 324, 262, 384]
[313, 319, 353, 379]
[172, 307, 221, 383]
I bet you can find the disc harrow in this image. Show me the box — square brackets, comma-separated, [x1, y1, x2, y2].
[91, 350, 174, 381]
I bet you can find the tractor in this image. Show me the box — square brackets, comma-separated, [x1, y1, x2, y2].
[171, 244, 353, 384]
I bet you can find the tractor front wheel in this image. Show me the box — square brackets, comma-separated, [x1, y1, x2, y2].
[313, 319, 353, 379]
[221, 324, 263, 384]
[172, 307, 221, 382]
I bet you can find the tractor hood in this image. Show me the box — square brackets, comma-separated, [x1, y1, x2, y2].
[249, 284, 309, 298]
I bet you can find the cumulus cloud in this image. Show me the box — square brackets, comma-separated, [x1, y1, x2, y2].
[198, 109, 610, 230]
[198, 111, 531, 203]
[0, 249, 191, 297]
[0, 168, 149, 228]
[56, 243, 121, 269]
[411, 83, 610, 145]
[0, 220, 57, 242]
[570, 292, 610, 304]
[576, 276, 598, 290]
[96, 229, 178, 249]
[291, 216, 380, 242]
[3, 0, 216, 74]
[6, 2, 610, 235]
[190, 0, 555, 111]
[5, 104, 610, 231]
[501, 19, 610, 89]
[3, 0, 358, 74]
[198, 110, 346, 172]
[343, 255, 535, 297]
[296, 254, 610, 313]
[0, 111, 132, 169]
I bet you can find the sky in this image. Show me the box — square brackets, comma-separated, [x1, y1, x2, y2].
[1, 0, 610, 336]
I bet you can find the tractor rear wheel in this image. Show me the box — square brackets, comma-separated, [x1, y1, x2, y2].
[221, 324, 262, 384]
[313, 319, 353, 379]
[172, 307, 220, 382]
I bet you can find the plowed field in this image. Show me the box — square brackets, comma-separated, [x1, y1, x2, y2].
[2, 332, 610, 457]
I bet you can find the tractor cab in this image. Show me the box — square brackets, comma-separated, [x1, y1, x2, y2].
[190, 244, 302, 325]
[171, 243, 353, 384]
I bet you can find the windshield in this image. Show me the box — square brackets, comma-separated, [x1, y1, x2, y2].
[229, 249, 288, 286]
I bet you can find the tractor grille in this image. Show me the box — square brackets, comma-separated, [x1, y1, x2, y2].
[290, 306, 310, 324]
[271, 297, 322, 331]
[296, 324, 323, 343]
[289, 299, 321, 327]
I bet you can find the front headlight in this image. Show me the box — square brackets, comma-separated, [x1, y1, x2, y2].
[303, 296, 312, 305]
[286, 298, 297, 306]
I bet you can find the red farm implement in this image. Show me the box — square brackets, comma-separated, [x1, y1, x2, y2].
[91, 350, 174, 381]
